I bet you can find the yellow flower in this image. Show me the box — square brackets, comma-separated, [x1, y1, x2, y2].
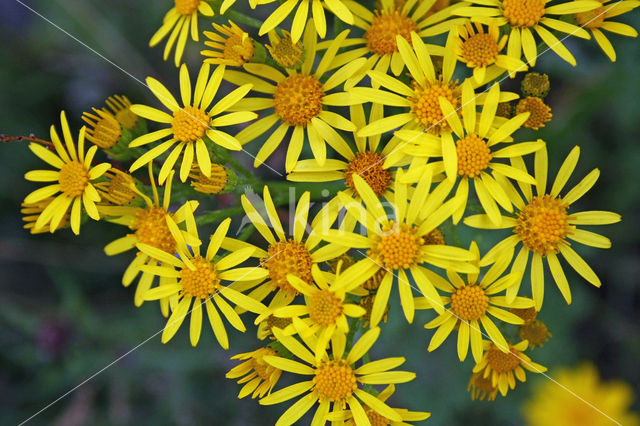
[523, 363, 640, 426]
[128, 63, 256, 183]
[101, 167, 198, 311]
[324, 173, 478, 326]
[258, 0, 354, 43]
[521, 72, 550, 98]
[326, 0, 465, 86]
[425, 242, 534, 363]
[468, 371, 499, 400]
[453, 21, 527, 82]
[201, 20, 255, 67]
[94, 168, 138, 206]
[137, 211, 269, 348]
[224, 26, 365, 171]
[81, 108, 122, 149]
[516, 96, 552, 130]
[396, 81, 542, 224]
[454, 0, 601, 66]
[239, 186, 348, 308]
[227, 346, 283, 399]
[472, 339, 547, 397]
[105, 95, 139, 130]
[327, 384, 431, 425]
[21, 198, 69, 234]
[149, 0, 214, 67]
[260, 327, 416, 425]
[23, 111, 110, 235]
[575, 0, 640, 62]
[519, 319, 551, 348]
[266, 30, 304, 69]
[188, 163, 229, 194]
[464, 145, 621, 310]
[263, 264, 367, 355]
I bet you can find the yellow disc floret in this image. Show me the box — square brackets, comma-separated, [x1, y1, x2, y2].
[58, 161, 90, 197]
[131, 207, 176, 253]
[409, 78, 461, 134]
[263, 240, 313, 295]
[274, 74, 324, 126]
[424, 229, 445, 245]
[451, 285, 489, 321]
[510, 306, 537, 325]
[487, 346, 521, 373]
[345, 152, 392, 197]
[313, 359, 358, 403]
[521, 72, 550, 98]
[515, 195, 572, 255]
[248, 347, 280, 381]
[516, 97, 552, 130]
[366, 409, 390, 426]
[369, 222, 424, 270]
[267, 31, 304, 68]
[502, 0, 546, 27]
[175, 0, 200, 15]
[520, 319, 551, 348]
[461, 32, 500, 67]
[180, 255, 220, 299]
[309, 289, 343, 326]
[365, 9, 419, 55]
[172, 106, 210, 142]
[456, 134, 492, 178]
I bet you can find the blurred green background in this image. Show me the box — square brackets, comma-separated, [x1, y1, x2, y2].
[1, 1, 639, 425]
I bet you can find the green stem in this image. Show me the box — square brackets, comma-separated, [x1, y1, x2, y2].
[225, 10, 264, 30]
[196, 206, 245, 225]
[226, 154, 255, 180]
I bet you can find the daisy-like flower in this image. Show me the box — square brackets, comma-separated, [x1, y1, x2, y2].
[396, 81, 542, 224]
[468, 371, 499, 401]
[519, 318, 551, 348]
[104, 95, 139, 131]
[258, 0, 354, 43]
[465, 145, 622, 310]
[239, 186, 348, 308]
[128, 63, 256, 183]
[94, 168, 138, 206]
[188, 163, 229, 194]
[138, 212, 269, 347]
[23, 111, 111, 235]
[453, 21, 527, 82]
[101, 167, 199, 310]
[472, 339, 547, 397]
[524, 363, 640, 426]
[454, 0, 601, 66]
[516, 96, 552, 130]
[149, 0, 214, 67]
[81, 107, 122, 149]
[327, 0, 465, 86]
[266, 30, 304, 69]
[224, 26, 365, 171]
[575, 0, 640, 62]
[227, 346, 283, 399]
[328, 384, 431, 425]
[201, 20, 255, 67]
[264, 264, 367, 355]
[260, 327, 416, 426]
[287, 103, 398, 214]
[21, 198, 69, 234]
[424, 242, 534, 363]
[324, 173, 478, 326]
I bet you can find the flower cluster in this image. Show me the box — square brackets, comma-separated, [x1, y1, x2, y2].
[10, 0, 637, 424]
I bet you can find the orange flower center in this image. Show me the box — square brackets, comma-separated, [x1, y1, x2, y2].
[314, 359, 358, 403]
[263, 239, 313, 296]
[502, 0, 546, 27]
[223, 31, 255, 66]
[461, 33, 500, 67]
[175, 0, 200, 15]
[369, 222, 424, 270]
[309, 289, 343, 326]
[366, 409, 390, 426]
[345, 152, 392, 197]
[267, 32, 304, 68]
[92, 113, 122, 149]
[274, 74, 324, 126]
[180, 256, 220, 299]
[365, 9, 419, 55]
[58, 161, 90, 198]
[510, 306, 537, 324]
[172, 106, 209, 142]
[131, 207, 176, 253]
[249, 347, 279, 380]
[451, 285, 489, 321]
[519, 319, 551, 348]
[424, 229, 445, 245]
[515, 195, 572, 255]
[409, 78, 461, 134]
[486, 347, 521, 372]
[516, 97, 552, 130]
[456, 134, 492, 177]
[99, 169, 137, 205]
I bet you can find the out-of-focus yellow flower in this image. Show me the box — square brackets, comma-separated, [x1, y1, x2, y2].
[465, 145, 621, 310]
[516, 97, 552, 130]
[23, 111, 110, 235]
[524, 363, 640, 426]
[128, 63, 256, 183]
[521, 72, 550, 98]
[519, 319, 551, 348]
[149, 0, 214, 67]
